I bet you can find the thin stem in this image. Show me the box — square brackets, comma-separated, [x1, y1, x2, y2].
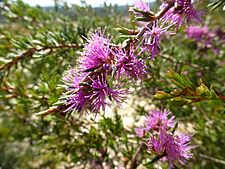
[218, 94, 225, 101]
[155, 2, 174, 20]
[190, 94, 225, 103]
[199, 153, 225, 165]
[135, 2, 174, 41]
[145, 153, 166, 165]
[0, 44, 82, 71]
[130, 142, 145, 169]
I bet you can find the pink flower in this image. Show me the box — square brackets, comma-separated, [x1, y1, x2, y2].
[140, 21, 173, 59]
[135, 109, 175, 137]
[89, 76, 126, 112]
[61, 69, 89, 113]
[186, 26, 219, 54]
[79, 31, 112, 72]
[63, 90, 88, 113]
[145, 109, 175, 130]
[186, 25, 209, 41]
[161, 0, 203, 27]
[114, 47, 147, 79]
[131, 0, 150, 12]
[58, 30, 149, 116]
[136, 109, 195, 168]
[148, 131, 194, 168]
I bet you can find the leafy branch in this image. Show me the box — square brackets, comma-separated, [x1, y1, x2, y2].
[207, 0, 225, 11]
[154, 70, 225, 106]
[116, 1, 175, 43]
[0, 44, 82, 71]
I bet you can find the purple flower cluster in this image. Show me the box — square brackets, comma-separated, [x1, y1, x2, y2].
[79, 32, 112, 72]
[129, 1, 174, 59]
[186, 25, 209, 41]
[54, 0, 205, 117]
[130, 0, 150, 14]
[140, 21, 173, 59]
[136, 109, 194, 168]
[134, 0, 150, 11]
[186, 25, 220, 54]
[60, 31, 146, 115]
[114, 47, 147, 79]
[161, 0, 203, 27]
[129, 0, 203, 59]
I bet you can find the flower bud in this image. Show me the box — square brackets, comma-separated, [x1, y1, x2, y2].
[196, 84, 210, 98]
[154, 91, 172, 99]
[171, 97, 192, 106]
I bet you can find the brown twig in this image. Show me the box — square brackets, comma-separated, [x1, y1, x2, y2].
[135, 2, 174, 41]
[199, 153, 225, 165]
[130, 142, 145, 169]
[155, 2, 174, 20]
[218, 94, 225, 101]
[0, 44, 82, 71]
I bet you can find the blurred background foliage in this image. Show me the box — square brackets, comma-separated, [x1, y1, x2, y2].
[0, 0, 224, 168]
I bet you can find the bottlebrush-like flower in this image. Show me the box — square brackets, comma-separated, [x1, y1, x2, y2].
[140, 21, 173, 59]
[56, 30, 148, 116]
[114, 47, 147, 79]
[161, 0, 203, 27]
[186, 26, 219, 54]
[63, 90, 88, 113]
[136, 109, 194, 168]
[148, 131, 194, 168]
[186, 25, 209, 41]
[89, 75, 126, 112]
[135, 109, 175, 137]
[61, 69, 88, 113]
[79, 31, 113, 72]
[62, 68, 84, 89]
[145, 109, 175, 130]
[131, 0, 150, 12]
[61, 70, 126, 114]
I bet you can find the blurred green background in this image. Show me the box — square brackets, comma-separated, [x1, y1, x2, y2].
[0, 0, 224, 168]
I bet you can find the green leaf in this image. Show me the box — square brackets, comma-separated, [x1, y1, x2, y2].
[196, 83, 210, 98]
[171, 97, 192, 106]
[132, 7, 155, 17]
[181, 73, 195, 89]
[154, 91, 173, 99]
